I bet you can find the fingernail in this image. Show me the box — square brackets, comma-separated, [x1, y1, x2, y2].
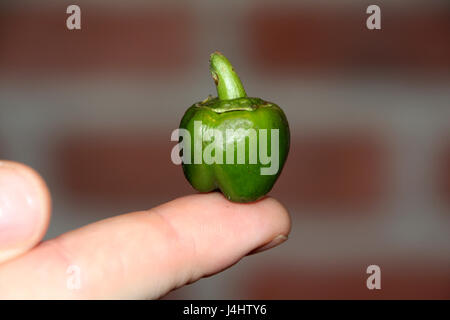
[248, 234, 288, 255]
[0, 163, 42, 248]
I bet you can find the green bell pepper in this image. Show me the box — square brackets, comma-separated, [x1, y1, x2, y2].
[178, 52, 290, 202]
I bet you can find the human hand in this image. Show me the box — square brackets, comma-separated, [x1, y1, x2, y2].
[0, 160, 290, 299]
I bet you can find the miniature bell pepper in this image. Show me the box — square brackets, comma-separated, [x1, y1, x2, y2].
[178, 52, 290, 202]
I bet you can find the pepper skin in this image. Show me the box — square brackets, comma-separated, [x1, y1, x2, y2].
[179, 52, 290, 203]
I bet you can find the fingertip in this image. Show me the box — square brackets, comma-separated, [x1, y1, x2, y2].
[174, 192, 291, 237]
[202, 192, 291, 236]
[0, 161, 51, 262]
[257, 196, 291, 236]
[165, 192, 291, 258]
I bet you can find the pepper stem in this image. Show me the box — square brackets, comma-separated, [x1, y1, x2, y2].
[210, 52, 247, 101]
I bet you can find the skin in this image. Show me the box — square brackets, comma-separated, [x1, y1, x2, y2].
[0, 160, 290, 299]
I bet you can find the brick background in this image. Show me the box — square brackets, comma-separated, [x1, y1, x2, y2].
[54, 131, 191, 204]
[246, 6, 450, 74]
[243, 262, 450, 299]
[272, 131, 387, 211]
[0, 5, 194, 76]
[0, 0, 449, 299]
[54, 130, 387, 212]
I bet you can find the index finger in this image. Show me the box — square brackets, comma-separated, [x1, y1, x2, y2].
[0, 193, 290, 299]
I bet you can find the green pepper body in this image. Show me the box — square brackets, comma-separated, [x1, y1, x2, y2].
[179, 52, 290, 203]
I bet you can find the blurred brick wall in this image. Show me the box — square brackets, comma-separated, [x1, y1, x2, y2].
[54, 131, 192, 205]
[246, 5, 450, 74]
[54, 129, 387, 213]
[0, 4, 194, 76]
[244, 262, 450, 299]
[272, 130, 387, 212]
[0, 0, 449, 299]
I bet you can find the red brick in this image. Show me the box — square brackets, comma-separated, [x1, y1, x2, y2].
[0, 4, 194, 76]
[272, 131, 388, 212]
[54, 130, 386, 212]
[246, 6, 450, 74]
[243, 262, 450, 299]
[53, 131, 193, 205]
